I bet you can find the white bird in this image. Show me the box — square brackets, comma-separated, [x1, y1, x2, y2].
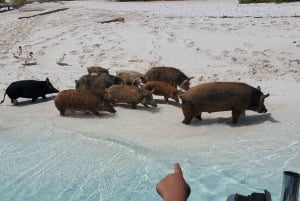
[13, 46, 23, 58]
[56, 53, 67, 65]
[21, 52, 37, 66]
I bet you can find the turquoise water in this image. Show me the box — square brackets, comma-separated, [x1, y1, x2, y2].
[0, 123, 297, 201]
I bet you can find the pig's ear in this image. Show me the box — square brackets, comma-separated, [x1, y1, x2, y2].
[264, 93, 269, 99]
[257, 86, 261, 91]
[46, 77, 50, 82]
[188, 77, 194, 80]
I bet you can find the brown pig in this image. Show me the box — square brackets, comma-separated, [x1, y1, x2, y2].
[75, 74, 123, 94]
[116, 70, 143, 86]
[54, 89, 116, 116]
[141, 66, 194, 91]
[106, 85, 157, 109]
[180, 82, 269, 125]
[142, 81, 180, 103]
[87, 66, 110, 75]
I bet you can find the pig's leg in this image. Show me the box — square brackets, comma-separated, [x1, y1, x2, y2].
[59, 109, 66, 116]
[181, 107, 194, 125]
[164, 96, 169, 103]
[92, 110, 100, 116]
[131, 103, 137, 109]
[142, 103, 149, 108]
[232, 109, 242, 124]
[11, 99, 18, 105]
[196, 112, 202, 120]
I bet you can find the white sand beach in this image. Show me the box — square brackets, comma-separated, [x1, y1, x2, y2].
[0, 1, 299, 201]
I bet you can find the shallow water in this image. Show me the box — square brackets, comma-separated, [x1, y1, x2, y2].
[0, 124, 158, 201]
[0, 115, 299, 201]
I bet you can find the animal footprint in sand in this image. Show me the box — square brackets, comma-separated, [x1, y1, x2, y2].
[184, 39, 196, 48]
[70, 51, 79, 55]
[234, 48, 247, 55]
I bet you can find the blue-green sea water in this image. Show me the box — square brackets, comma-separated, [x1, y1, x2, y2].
[0, 124, 298, 201]
[0, 97, 299, 201]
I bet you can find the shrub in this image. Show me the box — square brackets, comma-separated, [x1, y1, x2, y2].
[11, 0, 26, 7]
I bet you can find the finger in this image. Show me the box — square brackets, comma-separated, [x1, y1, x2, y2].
[156, 184, 162, 197]
[174, 163, 183, 175]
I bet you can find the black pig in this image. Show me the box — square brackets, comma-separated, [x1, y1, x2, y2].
[0, 78, 59, 105]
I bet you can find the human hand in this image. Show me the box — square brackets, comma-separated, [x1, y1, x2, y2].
[156, 163, 191, 201]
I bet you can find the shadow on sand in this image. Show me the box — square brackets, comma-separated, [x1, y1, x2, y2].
[56, 63, 71, 66]
[21, 62, 38, 67]
[154, 99, 182, 108]
[112, 103, 160, 113]
[0, 9, 11, 13]
[59, 111, 117, 119]
[188, 113, 280, 127]
[11, 95, 56, 107]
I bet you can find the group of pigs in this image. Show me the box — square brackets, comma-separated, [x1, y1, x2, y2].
[56, 66, 190, 115]
[0, 66, 269, 125]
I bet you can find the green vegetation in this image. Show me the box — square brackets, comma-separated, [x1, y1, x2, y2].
[239, 0, 299, 3]
[11, 0, 26, 7]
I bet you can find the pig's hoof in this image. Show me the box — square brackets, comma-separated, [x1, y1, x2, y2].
[182, 119, 191, 125]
